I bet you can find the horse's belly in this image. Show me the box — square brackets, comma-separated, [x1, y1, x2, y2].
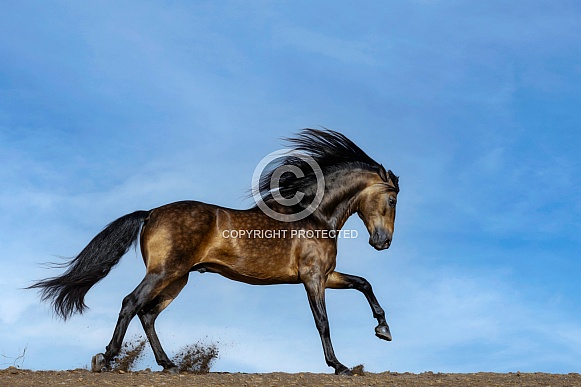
[195, 251, 300, 285]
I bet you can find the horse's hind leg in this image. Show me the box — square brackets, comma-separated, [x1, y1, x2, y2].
[326, 271, 392, 341]
[138, 274, 189, 373]
[91, 272, 170, 372]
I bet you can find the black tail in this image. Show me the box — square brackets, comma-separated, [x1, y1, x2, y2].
[28, 210, 150, 320]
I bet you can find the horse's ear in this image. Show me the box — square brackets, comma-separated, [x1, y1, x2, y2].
[378, 164, 388, 182]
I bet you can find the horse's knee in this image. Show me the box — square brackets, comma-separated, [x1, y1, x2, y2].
[353, 277, 372, 293]
[361, 279, 372, 292]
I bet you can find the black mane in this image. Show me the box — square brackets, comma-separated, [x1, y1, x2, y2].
[255, 129, 394, 208]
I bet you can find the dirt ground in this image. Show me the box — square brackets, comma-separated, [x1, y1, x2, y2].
[2, 367, 581, 387]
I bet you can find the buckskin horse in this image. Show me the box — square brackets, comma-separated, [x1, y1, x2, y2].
[29, 129, 400, 375]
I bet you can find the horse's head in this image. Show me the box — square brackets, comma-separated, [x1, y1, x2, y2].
[357, 165, 399, 251]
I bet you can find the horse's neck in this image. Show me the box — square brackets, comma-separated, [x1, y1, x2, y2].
[315, 169, 374, 231]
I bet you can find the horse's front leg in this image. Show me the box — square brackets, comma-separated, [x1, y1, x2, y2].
[303, 277, 352, 375]
[326, 271, 392, 341]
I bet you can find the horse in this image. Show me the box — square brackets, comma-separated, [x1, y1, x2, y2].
[29, 129, 400, 375]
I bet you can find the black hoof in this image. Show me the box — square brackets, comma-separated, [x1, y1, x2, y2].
[163, 366, 179, 374]
[335, 365, 353, 376]
[375, 324, 392, 341]
[91, 353, 107, 373]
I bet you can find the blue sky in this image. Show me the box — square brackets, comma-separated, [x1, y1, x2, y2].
[1, 1, 580, 374]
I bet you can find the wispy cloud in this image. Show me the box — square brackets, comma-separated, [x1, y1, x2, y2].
[275, 25, 378, 66]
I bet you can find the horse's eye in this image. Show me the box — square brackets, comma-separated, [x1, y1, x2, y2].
[388, 198, 396, 208]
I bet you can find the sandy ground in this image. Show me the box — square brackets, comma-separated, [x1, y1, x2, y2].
[2, 368, 581, 387]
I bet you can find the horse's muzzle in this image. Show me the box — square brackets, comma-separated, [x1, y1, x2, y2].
[370, 230, 391, 251]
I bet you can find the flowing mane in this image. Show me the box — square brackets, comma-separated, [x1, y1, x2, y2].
[255, 128, 398, 209]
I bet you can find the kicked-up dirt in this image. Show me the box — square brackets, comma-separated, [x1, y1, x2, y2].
[2, 367, 581, 387]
